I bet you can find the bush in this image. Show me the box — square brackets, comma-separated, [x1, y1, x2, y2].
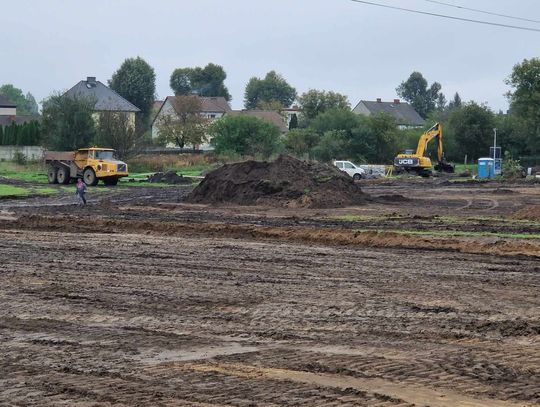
[210, 115, 282, 159]
[12, 150, 27, 165]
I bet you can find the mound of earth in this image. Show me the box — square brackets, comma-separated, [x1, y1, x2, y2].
[512, 205, 540, 221]
[147, 171, 192, 185]
[186, 155, 368, 208]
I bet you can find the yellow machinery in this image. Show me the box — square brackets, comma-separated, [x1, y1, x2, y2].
[393, 123, 454, 177]
[45, 147, 128, 186]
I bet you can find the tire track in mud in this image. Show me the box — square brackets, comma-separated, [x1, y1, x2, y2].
[0, 229, 538, 405]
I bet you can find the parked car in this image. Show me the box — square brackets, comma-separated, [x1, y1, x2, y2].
[333, 160, 366, 180]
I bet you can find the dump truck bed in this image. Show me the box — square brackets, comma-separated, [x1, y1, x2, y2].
[44, 151, 76, 162]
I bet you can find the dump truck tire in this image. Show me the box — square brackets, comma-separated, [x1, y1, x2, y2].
[103, 177, 119, 186]
[57, 166, 71, 184]
[47, 166, 58, 184]
[83, 168, 98, 186]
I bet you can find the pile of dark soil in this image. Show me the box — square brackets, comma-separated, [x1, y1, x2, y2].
[186, 155, 368, 208]
[147, 171, 192, 185]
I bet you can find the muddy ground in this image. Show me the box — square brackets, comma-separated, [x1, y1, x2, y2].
[0, 178, 539, 406]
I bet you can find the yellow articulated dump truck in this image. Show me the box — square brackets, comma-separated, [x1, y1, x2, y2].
[45, 147, 128, 186]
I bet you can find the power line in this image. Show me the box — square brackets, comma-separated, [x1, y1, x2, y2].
[424, 0, 540, 25]
[349, 0, 540, 32]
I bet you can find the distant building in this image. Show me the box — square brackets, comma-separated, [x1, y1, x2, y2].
[151, 96, 232, 149]
[64, 77, 140, 128]
[0, 95, 38, 127]
[353, 98, 425, 129]
[229, 110, 289, 134]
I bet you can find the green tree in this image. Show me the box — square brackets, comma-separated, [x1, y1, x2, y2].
[448, 92, 462, 110]
[311, 130, 349, 162]
[0, 84, 39, 115]
[170, 63, 231, 101]
[95, 112, 140, 159]
[109, 57, 156, 130]
[41, 94, 96, 150]
[156, 96, 209, 149]
[506, 58, 540, 154]
[396, 72, 442, 119]
[447, 102, 495, 161]
[169, 68, 193, 96]
[297, 89, 350, 120]
[210, 115, 281, 158]
[244, 71, 296, 109]
[284, 128, 319, 159]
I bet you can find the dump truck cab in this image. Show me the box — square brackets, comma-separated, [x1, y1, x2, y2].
[45, 147, 128, 186]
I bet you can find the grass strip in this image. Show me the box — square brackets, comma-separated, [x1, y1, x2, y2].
[353, 228, 540, 240]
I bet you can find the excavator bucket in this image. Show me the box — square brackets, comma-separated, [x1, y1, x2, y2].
[434, 161, 455, 173]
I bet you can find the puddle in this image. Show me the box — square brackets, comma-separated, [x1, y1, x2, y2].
[137, 342, 260, 364]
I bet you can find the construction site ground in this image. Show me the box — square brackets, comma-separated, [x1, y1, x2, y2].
[0, 177, 539, 406]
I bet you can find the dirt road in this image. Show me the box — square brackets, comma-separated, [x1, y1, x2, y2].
[0, 179, 539, 406]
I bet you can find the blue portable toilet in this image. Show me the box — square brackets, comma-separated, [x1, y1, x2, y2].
[478, 158, 495, 179]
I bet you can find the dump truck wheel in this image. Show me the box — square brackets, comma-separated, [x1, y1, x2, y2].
[103, 177, 119, 186]
[83, 168, 98, 186]
[57, 166, 71, 184]
[47, 166, 58, 184]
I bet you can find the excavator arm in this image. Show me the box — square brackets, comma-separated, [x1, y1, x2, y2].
[415, 123, 444, 162]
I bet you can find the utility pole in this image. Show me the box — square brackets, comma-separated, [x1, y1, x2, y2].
[493, 128, 497, 161]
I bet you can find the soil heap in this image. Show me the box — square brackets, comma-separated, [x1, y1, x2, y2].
[147, 171, 192, 185]
[186, 155, 368, 208]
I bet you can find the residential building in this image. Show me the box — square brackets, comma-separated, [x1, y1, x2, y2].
[353, 98, 425, 129]
[0, 95, 38, 127]
[151, 96, 232, 149]
[229, 110, 289, 134]
[64, 77, 140, 128]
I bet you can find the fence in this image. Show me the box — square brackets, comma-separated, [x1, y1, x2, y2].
[0, 146, 45, 161]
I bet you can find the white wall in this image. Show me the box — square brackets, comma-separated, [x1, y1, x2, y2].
[0, 107, 16, 116]
[0, 146, 44, 161]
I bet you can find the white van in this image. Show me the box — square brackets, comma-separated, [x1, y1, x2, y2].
[333, 160, 366, 180]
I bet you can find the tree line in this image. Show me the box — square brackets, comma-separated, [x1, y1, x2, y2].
[4, 56, 540, 165]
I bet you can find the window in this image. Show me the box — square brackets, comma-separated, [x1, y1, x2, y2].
[344, 162, 355, 169]
[209, 114, 216, 119]
[95, 150, 114, 160]
[335, 162, 344, 169]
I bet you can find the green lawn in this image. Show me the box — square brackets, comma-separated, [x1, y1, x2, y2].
[354, 228, 540, 240]
[0, 184, 60, 198]
[0, 162, 48, 183]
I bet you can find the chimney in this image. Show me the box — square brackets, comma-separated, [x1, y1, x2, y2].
[86, 76, 97, 87]
[376, 98, 382, 103]
[394, 98, 400, 104]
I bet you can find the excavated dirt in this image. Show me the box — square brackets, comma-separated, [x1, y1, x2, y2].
[0, 178, 539, 406]
[513, 205, 540, 221]
[187, 155, 368, 208]
[147, 170, 193, 185]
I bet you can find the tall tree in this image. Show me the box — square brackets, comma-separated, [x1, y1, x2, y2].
[447, 102, 495, 161]
[109, 57, 156, 130]
[506, 58, 540, 153]
[41, 94, 96, 150]
[244, 71, 296, 109]
[156, 96, 209, 149]
[95, 112, 140, 159]
[0, 84, 39, 115]
[169, 63, 231, 101]
[448, 92, 462, 110]
[297, 89, 350, 120]
[396, 72, 442, 119]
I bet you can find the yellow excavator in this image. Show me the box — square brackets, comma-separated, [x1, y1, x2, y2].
[393, 123, 455, 177]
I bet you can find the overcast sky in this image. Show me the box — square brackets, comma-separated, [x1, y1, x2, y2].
[1, 0, 539, 112]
